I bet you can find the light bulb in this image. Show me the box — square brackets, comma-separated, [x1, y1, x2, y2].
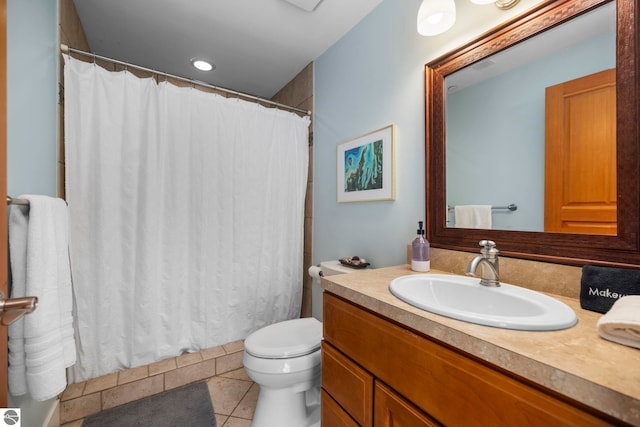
[417, 0, 456, 36]
[427, 13, 445, 25]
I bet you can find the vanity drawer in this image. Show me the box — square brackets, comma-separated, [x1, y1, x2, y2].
[321, 389, 360, 427]
[374, 381, 440, 427]
[322, 341, 373, 426]
[323, 292, 614, 427]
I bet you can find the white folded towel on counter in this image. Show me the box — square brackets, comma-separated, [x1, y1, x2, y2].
[596, 295, 640, 349]
[454, 205, 492, 229]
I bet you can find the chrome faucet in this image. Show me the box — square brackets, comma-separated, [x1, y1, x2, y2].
[466, 240, 500, 287]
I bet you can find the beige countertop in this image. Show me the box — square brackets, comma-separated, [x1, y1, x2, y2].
[320, 265, 640, 426]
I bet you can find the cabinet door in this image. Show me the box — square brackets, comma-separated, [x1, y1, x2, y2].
[322, 341, 374, 426]
[322, 389, 360, 427]
[375, 381, 440, 427]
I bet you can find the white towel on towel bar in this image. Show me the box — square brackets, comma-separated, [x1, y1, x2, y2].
[8, 195, 76, 401]
[454, 205, 492, 229]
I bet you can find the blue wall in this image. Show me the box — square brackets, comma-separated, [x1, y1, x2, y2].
[313, 0, 544, 267]
[5, 1, 60, 417]
[314, 0, 426, 269]
[313, 0, 544, 317]
[7, 0, 59, 197]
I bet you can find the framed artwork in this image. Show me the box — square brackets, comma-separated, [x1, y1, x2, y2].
[337, 124, 395, 203]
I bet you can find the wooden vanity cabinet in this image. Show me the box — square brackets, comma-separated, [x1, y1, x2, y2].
[322, 341, 373, 425]
[322, 292, 618, 427]
[322, 339, 437, 427]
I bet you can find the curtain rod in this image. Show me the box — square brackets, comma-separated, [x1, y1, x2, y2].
[60, 44, 311, 116]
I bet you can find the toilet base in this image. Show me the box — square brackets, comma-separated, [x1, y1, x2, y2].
[251, 385, 320, 427]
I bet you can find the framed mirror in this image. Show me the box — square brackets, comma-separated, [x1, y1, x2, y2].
[425, 0, 640, 267]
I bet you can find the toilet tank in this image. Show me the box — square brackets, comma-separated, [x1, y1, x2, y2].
[319, 260, 363, 276]
[312, 260, 370, 320]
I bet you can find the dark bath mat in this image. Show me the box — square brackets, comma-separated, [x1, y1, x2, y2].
[83, 381, 216, 427]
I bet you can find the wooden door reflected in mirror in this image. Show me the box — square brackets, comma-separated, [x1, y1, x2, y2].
[544, 69, 616, 235]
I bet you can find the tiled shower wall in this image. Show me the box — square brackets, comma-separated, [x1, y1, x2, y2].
[58, 0, 89, 198]
[271, 65, 314, 318]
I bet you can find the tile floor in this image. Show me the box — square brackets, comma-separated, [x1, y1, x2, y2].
[59, 340, 258, 426]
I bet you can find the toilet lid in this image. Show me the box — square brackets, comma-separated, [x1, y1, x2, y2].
[244, 317, 322, 359]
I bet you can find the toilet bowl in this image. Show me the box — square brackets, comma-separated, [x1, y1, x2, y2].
[243, 317, 322, 427]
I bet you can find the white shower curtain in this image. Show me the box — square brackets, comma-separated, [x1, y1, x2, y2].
[63, 55, 310, 382]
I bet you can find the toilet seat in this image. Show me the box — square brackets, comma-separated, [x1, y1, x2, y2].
[245, 317, 321, 359]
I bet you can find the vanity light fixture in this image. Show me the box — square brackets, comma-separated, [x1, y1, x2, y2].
[418, 0, 521, 36]
[493, 0, 520, 9]
[191, 58, 215, 71]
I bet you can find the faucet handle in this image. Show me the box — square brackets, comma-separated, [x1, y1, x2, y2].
[479, 240, 499, 257]
[479, 240, 496, 249]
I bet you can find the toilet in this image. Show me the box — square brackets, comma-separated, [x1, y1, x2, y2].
[243, 317, 322, 427]
[243, 260, 362, 427]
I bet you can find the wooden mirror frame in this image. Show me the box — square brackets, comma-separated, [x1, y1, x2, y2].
[425, 0, 640, 267]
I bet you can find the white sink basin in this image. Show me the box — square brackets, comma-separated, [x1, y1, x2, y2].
[389, 274, 577, 331]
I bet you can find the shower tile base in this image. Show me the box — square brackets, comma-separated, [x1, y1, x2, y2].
[59, 340, 256, 426]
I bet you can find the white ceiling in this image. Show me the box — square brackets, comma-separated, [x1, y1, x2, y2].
[72, 0, 384, 99]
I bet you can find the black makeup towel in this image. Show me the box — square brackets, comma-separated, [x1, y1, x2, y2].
[580, 265, 640, 313]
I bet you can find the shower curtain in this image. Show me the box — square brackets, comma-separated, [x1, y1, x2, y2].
[63, 55, 310, 382]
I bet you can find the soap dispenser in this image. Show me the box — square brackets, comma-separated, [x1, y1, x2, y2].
[411, 221, 430, 272]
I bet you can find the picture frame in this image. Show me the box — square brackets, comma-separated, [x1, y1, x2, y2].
[337, 124, 395, 203]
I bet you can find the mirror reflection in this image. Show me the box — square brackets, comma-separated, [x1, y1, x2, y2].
[444, 2, 616, 234]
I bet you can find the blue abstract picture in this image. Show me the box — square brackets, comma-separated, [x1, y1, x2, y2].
[344, 139, 383, 192]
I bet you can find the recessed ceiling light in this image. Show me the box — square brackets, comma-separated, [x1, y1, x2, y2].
[191, 58, 215, 71]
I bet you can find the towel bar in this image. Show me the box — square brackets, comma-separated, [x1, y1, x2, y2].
[448, 204, 517, 212]
[6, 196, 29, 206]
[0, 291, 38, 326]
